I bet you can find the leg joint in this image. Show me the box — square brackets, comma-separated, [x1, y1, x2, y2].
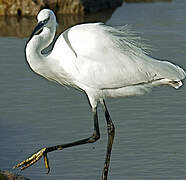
[108, 122, 115, 135]
[88, 132, 100, 143]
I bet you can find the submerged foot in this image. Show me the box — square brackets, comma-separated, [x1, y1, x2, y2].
[13, 148, 50, 173]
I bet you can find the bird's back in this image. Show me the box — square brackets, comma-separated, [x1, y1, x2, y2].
[49, 23, 185, 95]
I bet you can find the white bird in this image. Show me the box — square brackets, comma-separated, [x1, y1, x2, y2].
[14, 9, 185, 180]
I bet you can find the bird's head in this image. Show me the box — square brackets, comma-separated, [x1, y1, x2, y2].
[28, 9, 58, 41]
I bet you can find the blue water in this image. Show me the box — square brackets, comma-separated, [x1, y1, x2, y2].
[0, 0, 186, 179]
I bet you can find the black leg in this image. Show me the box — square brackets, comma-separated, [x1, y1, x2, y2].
[14, 107, 100, 173]
[47, 107, 100, 150]
[101, 99, 115, 180]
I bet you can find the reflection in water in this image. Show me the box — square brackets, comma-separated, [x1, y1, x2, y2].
[0, 9, 115, 38]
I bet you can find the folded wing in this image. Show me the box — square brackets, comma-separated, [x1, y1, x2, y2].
[56, 23, 185, 89]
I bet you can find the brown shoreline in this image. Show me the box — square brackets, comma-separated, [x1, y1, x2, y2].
[0, 0, 172, 16]
[0, 170, 29, 180]
[0, 0, 122, 16]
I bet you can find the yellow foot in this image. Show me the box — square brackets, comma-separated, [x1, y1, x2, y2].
[13, 148, 50, 173]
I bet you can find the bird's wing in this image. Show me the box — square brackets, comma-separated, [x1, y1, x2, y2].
[54, 23, 185, 89]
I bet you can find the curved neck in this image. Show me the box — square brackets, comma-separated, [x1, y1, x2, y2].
[26, 26, 56, 72]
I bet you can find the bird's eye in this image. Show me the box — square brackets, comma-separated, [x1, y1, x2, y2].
[34, 17, 50, 35]
[43, 17, 50, 24]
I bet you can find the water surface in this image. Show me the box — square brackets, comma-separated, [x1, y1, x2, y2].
[0, 0, 186, 179]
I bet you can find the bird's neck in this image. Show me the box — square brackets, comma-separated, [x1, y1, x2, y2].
[26, 26, 56, 73]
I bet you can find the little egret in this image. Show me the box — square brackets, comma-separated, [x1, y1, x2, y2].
[14, 9, 185, 180]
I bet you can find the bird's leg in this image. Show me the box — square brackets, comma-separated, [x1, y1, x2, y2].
[101, 99, 115, 180]
[14, 107, 100, 173]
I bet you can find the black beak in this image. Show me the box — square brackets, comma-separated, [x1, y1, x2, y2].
[28, 18, 49, 42]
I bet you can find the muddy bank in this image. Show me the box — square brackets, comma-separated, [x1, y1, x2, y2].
[0, 170, 29, 180]
[0, 0, 122, 16]
[0, 7, 114, 37]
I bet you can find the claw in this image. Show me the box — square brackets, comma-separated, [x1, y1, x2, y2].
[13, 148, 50, 172]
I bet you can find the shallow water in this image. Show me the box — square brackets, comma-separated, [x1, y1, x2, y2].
[0, 0, 186, 179]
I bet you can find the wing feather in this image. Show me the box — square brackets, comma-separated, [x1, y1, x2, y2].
[54, 23, 185, 89]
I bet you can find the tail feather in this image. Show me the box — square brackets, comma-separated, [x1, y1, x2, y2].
[161, 61, 185, 80]
[142, 55, 186, 89]
[151, 78, 183, 89]
[152, 60, 185, 89]
[175, 64, 186, 80]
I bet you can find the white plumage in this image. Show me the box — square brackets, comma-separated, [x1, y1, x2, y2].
[15, 9, 185, 179]
[26, 10, 185, 107]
